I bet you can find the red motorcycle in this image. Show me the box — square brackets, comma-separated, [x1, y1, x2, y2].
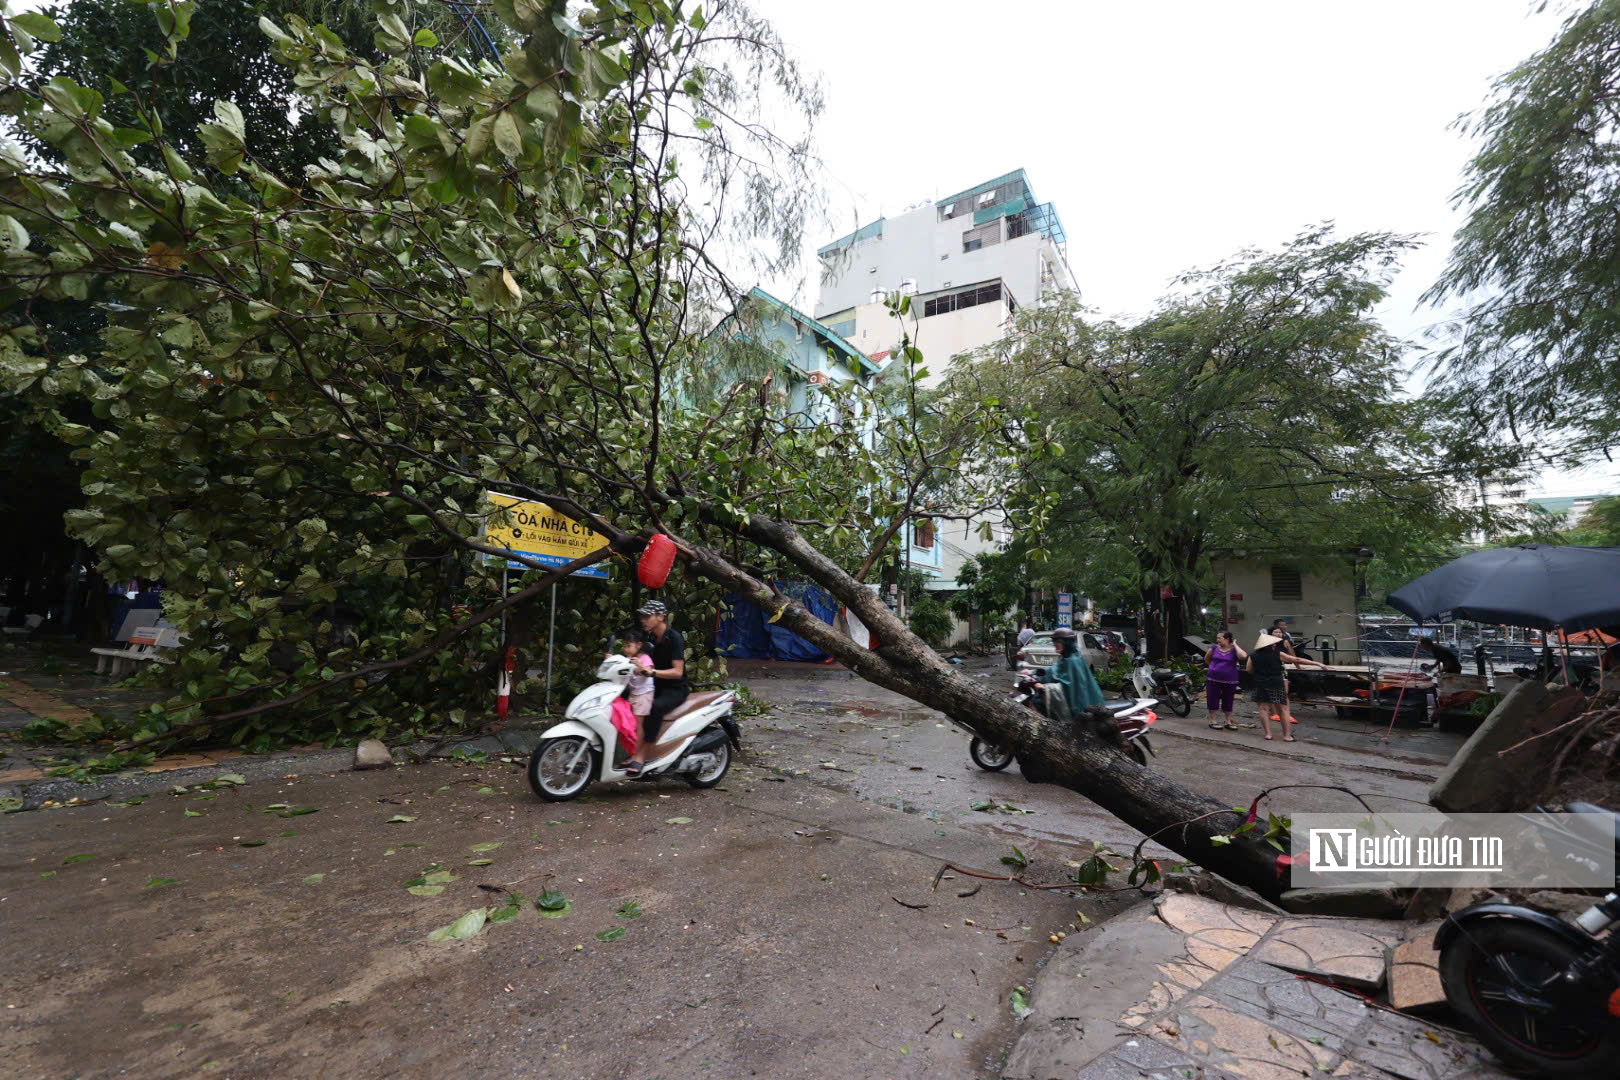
[962, 668, 1158, 770]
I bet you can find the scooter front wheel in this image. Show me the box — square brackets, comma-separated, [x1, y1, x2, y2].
[528, 736, 597, 802]
[970, 738, 1014, 772]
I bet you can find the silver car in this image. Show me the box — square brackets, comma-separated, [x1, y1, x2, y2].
[1018, 631, 1118, 671]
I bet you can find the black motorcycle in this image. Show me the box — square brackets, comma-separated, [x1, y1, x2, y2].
[1437, 802, 1620, 1077]
[1132, 660, 1193, 717]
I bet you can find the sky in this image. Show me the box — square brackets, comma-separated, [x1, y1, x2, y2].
[753, 0, 1617, 498]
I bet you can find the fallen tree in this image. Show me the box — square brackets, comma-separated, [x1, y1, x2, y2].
[2, 0, 1290, 896]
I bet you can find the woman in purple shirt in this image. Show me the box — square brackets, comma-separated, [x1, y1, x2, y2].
[1204, 631, 1246, 730]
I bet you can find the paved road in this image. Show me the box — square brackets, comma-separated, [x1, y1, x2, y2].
[0, 658, 1455, 1079]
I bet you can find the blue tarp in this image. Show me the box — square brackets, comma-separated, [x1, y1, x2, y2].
[715, 581, 839, 661]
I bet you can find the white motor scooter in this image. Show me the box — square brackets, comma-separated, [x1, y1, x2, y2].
[525, 654, 741, 802]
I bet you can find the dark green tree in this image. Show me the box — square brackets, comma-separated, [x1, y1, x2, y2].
[1425, 0, 1620, 450]
[952, 229, 1514, 658]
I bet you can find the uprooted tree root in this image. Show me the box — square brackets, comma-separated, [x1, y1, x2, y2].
[1535, 690, 1620, 806]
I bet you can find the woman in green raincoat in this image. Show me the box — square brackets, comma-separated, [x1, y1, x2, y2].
[1041, 627, 1105, 716]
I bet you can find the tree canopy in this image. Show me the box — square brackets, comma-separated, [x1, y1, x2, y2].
[947, 229, 1510, 651]
[1425, 0, 1620, 452]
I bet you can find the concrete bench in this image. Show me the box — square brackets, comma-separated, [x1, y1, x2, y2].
[2, 613, 44, 635]
[90, 627, 182, 677]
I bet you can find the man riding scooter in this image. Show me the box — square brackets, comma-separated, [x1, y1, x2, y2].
[623, 599, 688, 776]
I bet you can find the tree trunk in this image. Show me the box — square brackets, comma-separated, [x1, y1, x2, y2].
[680, 515, 1292, 900]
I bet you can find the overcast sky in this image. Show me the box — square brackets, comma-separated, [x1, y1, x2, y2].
[755, 0, 1616, 497]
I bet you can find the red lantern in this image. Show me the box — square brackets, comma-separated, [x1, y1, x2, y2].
[638, 533, 677, 588]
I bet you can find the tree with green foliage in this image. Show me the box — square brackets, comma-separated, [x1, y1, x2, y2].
[948, 551, 1027, 649]
[1, 0, 1342, 898]
[1425, 0, 1620, 453]
[950, 229, 1512, 658]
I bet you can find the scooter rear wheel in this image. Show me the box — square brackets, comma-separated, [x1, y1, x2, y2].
[970, 738, 1014, 772]
[528, 736, 597, 802]
[687, 739, 731, 788]
[1166, 688, 1193, 717]
[1127, 741, 1148, 767]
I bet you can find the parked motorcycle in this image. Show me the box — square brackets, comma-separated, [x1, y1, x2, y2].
[959, 667, 1158, 770]
[1133, 660, 1193, 717]
[1436, 801, 1620, 1077]
[526, 655, 742, 802]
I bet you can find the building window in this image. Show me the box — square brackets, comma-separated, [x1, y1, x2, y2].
[1270, 565, 1302, 602]
[914, 521, 935, 549]
[963, 222, 1000, 253]
[922, 280, 1004, 318]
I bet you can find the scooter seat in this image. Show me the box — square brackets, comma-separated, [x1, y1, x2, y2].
[1101, 698, 1135, 712]
[665, 690, 727, 721]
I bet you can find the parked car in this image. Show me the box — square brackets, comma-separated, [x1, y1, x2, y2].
[1018, 631, 1118, 671]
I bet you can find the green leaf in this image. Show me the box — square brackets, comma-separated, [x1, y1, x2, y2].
[413, 28, 440, 48]
[427, 908, 488, 941]
[39, 871, 56, 879]
[535, 890, 570, 916]
[0, 214, 29, 254]
[214, 773, 247, 786]
[145, 877, 178, 889]
[1010, 986, 1032, 1020]
[11, 12, 63, 43]
[184, 809, 202, 817]
[488, 897, 522, 923]
[969, 800, 993, 812]
[466, 858, 493, 866]
[664, 816, 692, 825]
[469, 842, 502, 852]
[407, 884, 445, 896]
[303, 873, 326, 885]
[1000, 845, 1028, 870]
[278, 807, 320, 817]
[594, 926, 626, 942]
[63, 853, 97, 864]
[614, 901, 643, 920]
[240, 839, 267, 847]
[386, 815, 416, 823]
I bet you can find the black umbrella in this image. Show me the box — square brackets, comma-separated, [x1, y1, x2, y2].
[1387, 544, 1620, 632]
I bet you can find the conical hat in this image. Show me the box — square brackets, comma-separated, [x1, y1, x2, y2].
[1254, 632, 1283, 650]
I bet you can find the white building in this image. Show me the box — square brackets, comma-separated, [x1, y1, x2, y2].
[811, 169, 1075, 641]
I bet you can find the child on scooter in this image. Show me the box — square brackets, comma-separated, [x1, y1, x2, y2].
[622, 632, 656, 769]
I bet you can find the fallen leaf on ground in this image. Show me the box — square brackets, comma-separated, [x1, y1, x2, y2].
[466, 858, 494, 866]
[279, 807, 319, 817]
[1010, 986, 1031, 1020]
[386, 815, 416, 823]
[303, 873, 326, 885]
[145, 877, 178, 888]
[469, 842, 502, 852]
[240, 839, 267, 847]
[614, 901, 643, 919]
[214, 774, 246, 786]
[184, 810, 202, 817]
[427, 908, 487, 941]
[407, 885, 445, 897]
[62, 853, 96, 864]
[665, 816, 692, 825]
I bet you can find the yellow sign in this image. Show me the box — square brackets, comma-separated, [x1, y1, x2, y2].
[483, 491, 610, 578]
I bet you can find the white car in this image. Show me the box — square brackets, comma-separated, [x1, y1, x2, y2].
[1018, 631, 1119, 671]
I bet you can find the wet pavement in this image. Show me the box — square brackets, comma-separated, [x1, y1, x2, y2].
[729, 658, 1445, 857]
[0, 654, 1471, 1078]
